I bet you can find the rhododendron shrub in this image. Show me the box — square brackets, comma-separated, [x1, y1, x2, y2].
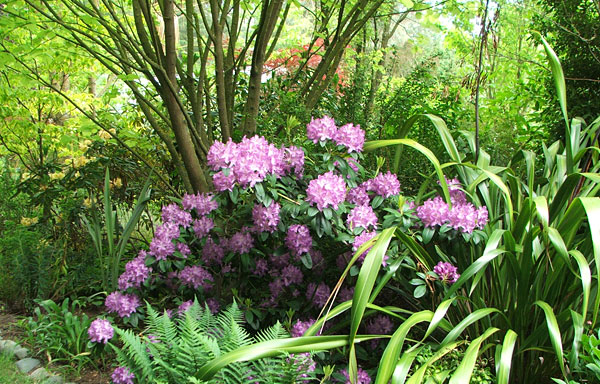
[100, 116, 487, 331]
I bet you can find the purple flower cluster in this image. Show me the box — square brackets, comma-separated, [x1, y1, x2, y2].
[228, 230, 254, 254]
[283, 146, 305, 177]
[88, 318, 113, 344]
[353, 231, 377, 253]
[306, 116, 337, 143]
[178, 300, 193, 314]
[193, 217, 214, 239]
[202, 237, 225, 266]
[286, 224, 312, 256]
[281, 265, 303, 286]
[105, 291, 140, 318]
[366, 315, 394, 335]
[181, 192, 219, 215]
[149, 222, 180, 261]
[207, 136, 304, 190]
[290, 318, 316, 337]
[161, 203, 192, 228]
[339, 367, 371, 384]
[338, 286, 354, 302]
[416, 180, 488, 233]
[306, 171, 347, 210]
[179, 265, 213, 290]
[111, 366, 135, 384]
[433, 261, 460, 284]
[347, 205, 378, 230]
[118, 251, 151, 290]
[364, 171, 401, 198]
[253, 259, 268, 276]
[306, 282, 331, 308]
[347, 185, 370, 206]
[334, 123, 365, 153]
[306, 116, 366, 153]
[252, 202, 281, 233]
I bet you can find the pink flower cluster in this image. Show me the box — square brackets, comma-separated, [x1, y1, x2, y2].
[228, 230, 254, 254]
[252, 202, 281, 233]
[161, 203, 192, 228]
[118, 251, 151, 290]
[306, 116, 365, 153]
[290, 318, 316, 337]
[433, 261, 460, 284]
[346, 205, 378, 230]
[207, 136, 304, 191]
[181, 192, 219, 215]
[306, 171, 347, 210]
[105, 291, 140, 318]
[179, 265, 213, 290]
[306, 282, 331, 308]
[340, 367, 372, 384]
[111, 366, 135, 384]
[416, 179, 488, 233]
[286, 224, 312, 256]
[149, 222, 179, 261]
[88, 318, 113, 344]
[364, 171, 401, 198]
[193, 217, 214, 239]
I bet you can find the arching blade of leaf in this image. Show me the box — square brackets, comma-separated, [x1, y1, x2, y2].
[534, 301, 566, 379]
[423, 298, 456, 340]
[407, 341, 463, 384]
[364, 138, 451, 205]
[349, 228, 395, 346]
[440, 308, 499, 347]
[444, 229, 505, 299]
[448, 327, 499, 384]
[375, 311, 435, 384]
[196, 335, 376, 379]
[496, 329, 517, 384]
[392, 345, 423, 384]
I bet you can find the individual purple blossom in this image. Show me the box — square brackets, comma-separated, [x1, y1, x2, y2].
[253, 259, 268, 276]
[283, 146, 305, 177]
[334, 123, 365, 153]
[88, 318, 114, 344]
[306, 116, 337, 143]
[161, 203, 192, 228]
[228, 230, 254, 254]
[112, 366, 135, 384]
[339, 367, 371, 384]
[202, 237, 225, 266]
[364, 171, 401, 198]
[252, 202, 281, 233]
[178, 300, 194, 315]
[193, 217, 214, 239]
[306, 282, 331, 308]
[118, 252, 151, 290]
[291, 319, 316, 337]
[176, 243, 191, 258]
[306, 171, 347, 210]
[347, 205, 378, 230]
[347, 186, 370, 206]
[281, 265, 303, 286]
[181, 192, 219, 215]
[433, 261, 460, 284]
[212, 170, 236, 192]
[105, 292, 140, 318]
[286, 224, 312, 256]
[179, 265, 213, 290]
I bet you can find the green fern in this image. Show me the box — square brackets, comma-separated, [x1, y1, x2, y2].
[111, 300, 319, 383]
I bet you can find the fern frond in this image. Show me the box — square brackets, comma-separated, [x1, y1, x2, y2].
[114, 328, 156, 381]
